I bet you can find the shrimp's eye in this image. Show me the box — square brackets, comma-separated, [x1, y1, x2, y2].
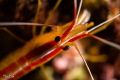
[63, 45, 70, 51]
[54, 36, 61, 42]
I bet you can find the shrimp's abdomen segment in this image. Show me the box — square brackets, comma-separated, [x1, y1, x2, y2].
[0, 41, 58, 80]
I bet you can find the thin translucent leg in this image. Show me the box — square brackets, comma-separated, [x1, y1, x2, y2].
[40, 0, 62, 35]
[0, 27, 26, 43]
[33, 0, 42, 37]
[73, 42, 94, 80]
[40, 65, 49, 80]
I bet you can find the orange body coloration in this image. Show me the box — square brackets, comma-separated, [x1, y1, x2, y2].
[0, 0, 79, 80]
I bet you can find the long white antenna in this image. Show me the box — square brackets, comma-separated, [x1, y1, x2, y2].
[76, 0, 83, 22]
[74, 43, 94, 80]
[88, 34, 120, 50]
[87, 14, 120, 33]
[0, 22, 55, 27]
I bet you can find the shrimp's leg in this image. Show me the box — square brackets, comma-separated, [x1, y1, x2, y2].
[33, 0, 42, 37]
[40, 65, 49, 80]
[40, 0, 62, 35]
[0, 23, 57, 43]
[0, 27, 26, 43]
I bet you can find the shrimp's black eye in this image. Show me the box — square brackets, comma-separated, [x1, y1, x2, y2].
[63, 45, 70, 51]
[54, 36, 61, 42]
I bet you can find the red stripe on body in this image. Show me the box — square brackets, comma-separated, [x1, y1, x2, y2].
[31, 46, 62, 66]
[0, 40, 57, 80]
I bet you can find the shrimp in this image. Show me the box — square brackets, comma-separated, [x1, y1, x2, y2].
[0, 0, 120, 80]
